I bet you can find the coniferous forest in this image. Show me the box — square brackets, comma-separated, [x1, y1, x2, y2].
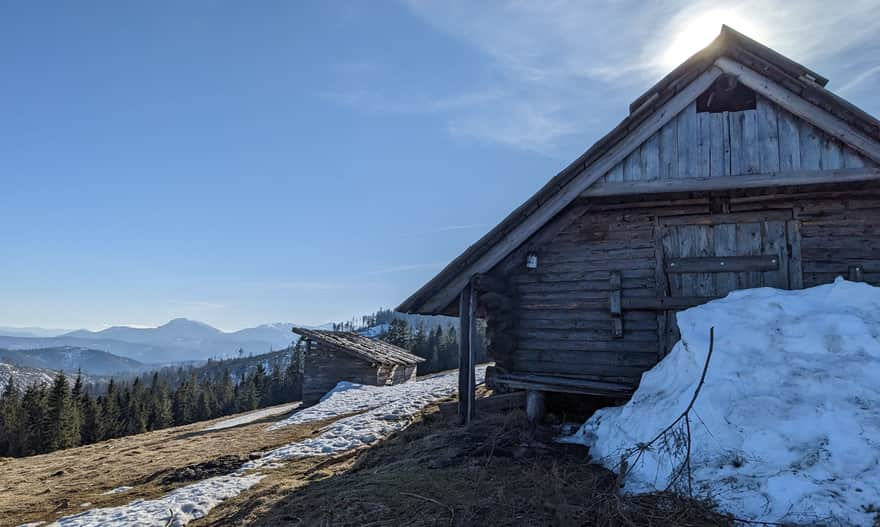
[0, 356, 301, 458]
[0, 309, 482, 459]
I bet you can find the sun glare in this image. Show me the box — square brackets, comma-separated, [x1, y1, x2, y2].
[661, 10, 764, 69]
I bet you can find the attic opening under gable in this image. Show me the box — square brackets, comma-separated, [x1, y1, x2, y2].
[696, 73, 756, 113]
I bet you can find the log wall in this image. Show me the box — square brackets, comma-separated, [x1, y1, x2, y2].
[494, 182, 880, 387]
[301, 342, 416, 405]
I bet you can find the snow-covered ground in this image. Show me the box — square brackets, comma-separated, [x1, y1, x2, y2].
[565, 278, 880, 526]
[46, 367, 484, 527]
[49, 474, 263, 527]
[202, 402, 301, 431]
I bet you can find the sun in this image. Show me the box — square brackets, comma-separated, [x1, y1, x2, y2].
[661, 10, 764, 69]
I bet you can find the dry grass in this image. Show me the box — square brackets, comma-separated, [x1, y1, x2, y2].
[0, 403, 324, 527]
[199, 408, 736, 527]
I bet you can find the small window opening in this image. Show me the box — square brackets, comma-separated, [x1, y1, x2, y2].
[696, 74, 756, 113]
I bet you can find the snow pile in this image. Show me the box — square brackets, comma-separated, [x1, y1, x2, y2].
[49, 473, 263, 527]
[202, 402, 301, 431]
[566, 279, 880, 526]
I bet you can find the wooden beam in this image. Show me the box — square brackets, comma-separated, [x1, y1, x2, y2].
[609, 271, 623, 338]
[622, 296, 723, 311]
[458, 279, 476, 424]
[415, 67, 724, 314]
[666, 255, 779, 273]
[715, 57, 880, 163]
[490, 372, 635, 397]
[582, 168, 880, 198]
[849, 265, 865, 282]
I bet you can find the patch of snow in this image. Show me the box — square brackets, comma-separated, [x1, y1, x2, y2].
[253, 366, 486, 464]
[16, 522, 45, 527]
[357, 323, 390, 338]
[202, 402, 301, 431]
[101, 486, 132, 495]
[49, 474, 263, 527]
[565, 279, 880, 526]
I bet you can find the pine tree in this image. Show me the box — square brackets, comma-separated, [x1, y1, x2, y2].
[20, 383, 48, 455]
[0, 381, 20, 456]
[46, 372, 78, 451]
[382, 318, 410, 348]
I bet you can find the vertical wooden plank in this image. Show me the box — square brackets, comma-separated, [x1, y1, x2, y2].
[777, 109, 801, 171]
[728, 111, 743, 175]
[735, 222, 763, 288]
[641, 133, 661, 181]
[660, 119, 678, 179]
[606, 163, 624, 182]
[458, 281, 475, 424]
[821, 137, 844, 169]
[762, 221, 788, 289]
[712, 223, 738, 295]
[849, 265, 865, 282]
[677, 102, 698, 179]
[676, 225, 712, 297]
[697, 112, 711, 179]
[742, 109, 760, 174]
[722, 111, 732, 176]
[787, 220, 804, 289]
[609, 271, 623, 338]
[843, 147, 866, 168]
[799, 121, 821, 169]
[757, 97, 780, 173]
[653, 219, 670, 358]
[709, 112, 725, 177]
[623, 148, 642, 181]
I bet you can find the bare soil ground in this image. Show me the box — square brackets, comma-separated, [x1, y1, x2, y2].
[0, 403, 324, 527]
[197, 407, 735, 527]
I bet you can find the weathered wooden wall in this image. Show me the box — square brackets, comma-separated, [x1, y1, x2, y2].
[302, 342, 419, 405]
[493, 182, 880, 387]
[596, 95, 874, 187]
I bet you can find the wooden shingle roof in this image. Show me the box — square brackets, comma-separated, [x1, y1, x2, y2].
[292, 327, 425, 366]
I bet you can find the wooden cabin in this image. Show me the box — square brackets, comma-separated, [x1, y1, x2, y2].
[397, 26, 880, 422]
[292, 327, 425, 405]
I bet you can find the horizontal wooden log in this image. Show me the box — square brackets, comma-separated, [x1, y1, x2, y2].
[472, 273, 507, 293]
[517, 339, 658, 353]
[583, 168, 880, 198]
[490, 372, 634, 397]
[518, 318, 658, 331]
[517, 309, 657, 321]
[666, 255, 780, 273]
[658, 209, 793, 225]
[515, 328, 658, 342]
[621, 296, 722, 310]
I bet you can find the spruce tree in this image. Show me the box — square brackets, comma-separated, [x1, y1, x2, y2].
[46, 372, 78, 451]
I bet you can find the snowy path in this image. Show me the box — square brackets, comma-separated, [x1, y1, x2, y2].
[45, 367, 485, 527]
[202, 402, 301, 431]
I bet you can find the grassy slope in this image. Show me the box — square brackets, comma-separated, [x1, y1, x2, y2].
[199, 406, 735, 527]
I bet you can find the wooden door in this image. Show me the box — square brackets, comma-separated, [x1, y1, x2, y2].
[656, 211, 802, 353]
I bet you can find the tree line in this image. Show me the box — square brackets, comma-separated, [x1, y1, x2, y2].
[0, 357, 301, 458]
[381, 318, 487, 374]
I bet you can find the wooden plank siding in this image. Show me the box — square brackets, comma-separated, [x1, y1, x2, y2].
[494, 182, 880, 388]
[302, 343, 417, 405]
[595, 95, 875, 188]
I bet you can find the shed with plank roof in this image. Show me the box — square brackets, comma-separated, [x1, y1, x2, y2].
[292, 327, 425, 405]
[397, 26, 880, 422]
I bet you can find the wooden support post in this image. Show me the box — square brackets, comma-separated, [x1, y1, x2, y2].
[609, 271, 623, 338]
[525, 390, 546, 423]
[458, 279, 476, 424]
[849, 265, 864, 282]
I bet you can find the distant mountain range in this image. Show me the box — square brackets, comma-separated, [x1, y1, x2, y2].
[0, 319, 299, 365]
[0, 347, 146, 376]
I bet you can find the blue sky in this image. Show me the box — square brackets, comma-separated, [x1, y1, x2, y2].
[2, 1, 879, 330]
